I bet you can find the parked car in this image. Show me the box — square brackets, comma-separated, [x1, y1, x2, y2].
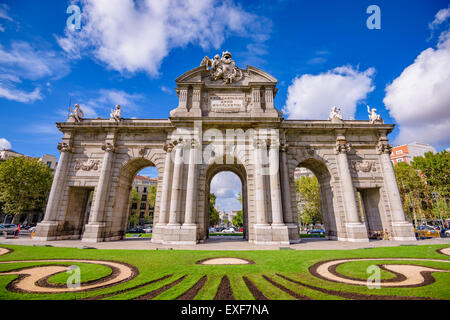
[445, 229, 450, 238]
[415, 225, 441, 238]
[307, 228, 325, 235]
[143, 227, 152, 233]
[127, 227, 145, 234]
[208, 227, 216, 233]
[0, 224, 20, 237]
[222, 227, 236, 233]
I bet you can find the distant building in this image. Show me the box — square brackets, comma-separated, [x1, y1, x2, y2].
[129, 175, 158, 226]
[0, 149, 24, 162]
[294, 167, 314, 179]
[391, 142, 436, 165]
[40, 154, 57, 171]
[219, 210, 238, 226]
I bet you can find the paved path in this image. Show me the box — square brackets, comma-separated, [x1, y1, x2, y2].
[1, 236, 449, 251]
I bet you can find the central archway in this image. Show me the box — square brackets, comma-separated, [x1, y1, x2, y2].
[108, 158, 160, 241]
[204, 163, 249, 240]
[294, 158, 338, 239]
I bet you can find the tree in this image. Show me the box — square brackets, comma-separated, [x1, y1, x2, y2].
[0, 157, 53, 217]
[394, 162, 428, 224]
[209, 193, 220, 226]
[147, 184, 157, 209]
[232, 210, 243, 227]
[295, 175, 322, 226]
[412, 151, 449, 200]
[411, 150, 449, 221]
[128, 188, 140, 228]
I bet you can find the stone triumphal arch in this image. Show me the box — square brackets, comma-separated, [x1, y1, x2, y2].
[35, 51, 416, 244]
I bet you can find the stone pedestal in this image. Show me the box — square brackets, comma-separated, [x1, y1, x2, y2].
[286, 223, 301, 243]
[253, 224, 290, 245]
[153, 224, 198, 245]
[391, 221, 417, 241]
[33, 221, 59, 241]
[81, 222, 106, 242]
[345, 222, 370, 242]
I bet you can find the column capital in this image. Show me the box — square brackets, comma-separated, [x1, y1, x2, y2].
[335, 141, 351, 154]
[163, 142, 174, 152]
[253, 138, 267, 149]
[189, 138, 200, 149]
[57, 142, 72, 153]
[101, 142, 116, 153]
[280, 143, 289, 152]
[376, 141, 392, 155]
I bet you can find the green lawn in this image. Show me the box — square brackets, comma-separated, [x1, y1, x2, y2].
[0, 243, 449, 300]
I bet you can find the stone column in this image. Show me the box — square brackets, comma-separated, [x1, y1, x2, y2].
[157, 143, 174, 226]
[254, 139, 268, 225]
[335, 134, 368, 242]
[251, 87, 263, 115]
[82, 142, 115, 242]
[268, 140, 283, 225]
[377, 137, 416, 240]
[178, 88, 188, 112]
[168, 142, 184, 226]
[179, 139, 199, 244]
[34, 142, 72, 240]
[280, 143, 300, 243]
[190, 87, 202, 117]
[184, 139, 198, 225]
[268, 139, 290, 244]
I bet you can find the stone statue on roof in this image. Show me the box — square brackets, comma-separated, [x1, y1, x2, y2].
[68, 104, 84, 122]
[200, 50, 243, 84]
[367, 105, 383, 124]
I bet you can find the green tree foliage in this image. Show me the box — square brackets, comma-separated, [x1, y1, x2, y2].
[394, 162, 428, 224]
[147, 184, 157, 209]
[295, 175, 322, 226]
[393, 150, 449, 223]
[412, 151, 449, 201]
[128, 188, 140, 227]
[209, 193, 220, 226]
[232, 210, 243, 227]
[0, 157, 53, 216]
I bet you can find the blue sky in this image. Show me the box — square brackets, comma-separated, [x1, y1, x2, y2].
[1, 0, 449, 210]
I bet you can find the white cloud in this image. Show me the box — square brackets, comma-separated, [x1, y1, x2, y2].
[0, 41, 69, 103]
[384, 32, 450, 148]
[0, 138, 12, 150]
[210, 171, 242, 212]
[0, 4, 13, 22]
[0, 41, 70, 81]
[283, 65, 375, 120]
[57, 0, 269, 76]
[429, 5, 450, 30]
[0, 86, 42, 103]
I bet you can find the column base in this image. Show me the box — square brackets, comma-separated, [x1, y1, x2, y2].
[345, 222, 369, 242]
[81, 223, 106, 243]
[34, 221, 59, 241]
[151, 224, 198, 245]
[391, 221, 417, 241]
[286, 223, 301, 243]
[253, 224, 290, 245]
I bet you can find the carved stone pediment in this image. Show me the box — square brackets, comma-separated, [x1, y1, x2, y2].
[171, 52, 280, 118]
